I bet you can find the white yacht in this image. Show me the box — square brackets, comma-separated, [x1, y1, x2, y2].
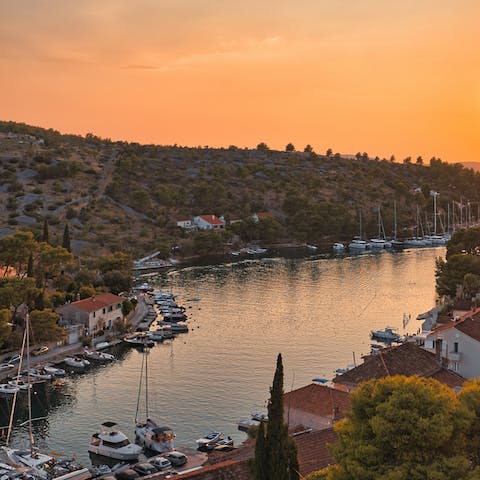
[135, 420, 175, 454]
[84, 350, 115, 362]
[88, 422, 142, 461]
[195, 432, 224, 449]
[370, 327, 402, 343]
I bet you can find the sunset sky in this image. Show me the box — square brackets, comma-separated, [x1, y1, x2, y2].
[1, 0, 479, 161]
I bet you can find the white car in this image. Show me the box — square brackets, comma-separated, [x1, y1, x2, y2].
[149, 456, 172, 471]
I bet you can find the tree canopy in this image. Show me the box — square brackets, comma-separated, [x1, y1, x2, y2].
[325, 376, 480, 480]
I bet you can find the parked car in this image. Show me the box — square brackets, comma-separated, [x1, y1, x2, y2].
[163, 451, 187, 467]
[2, 354, 20, 364]
[132, 463, 158, 476]
[31, 346, 49, 356]
[149, 457, 172, 471]
[114, 469, 139, 480]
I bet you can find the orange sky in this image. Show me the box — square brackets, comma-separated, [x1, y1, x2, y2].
[1, 1, 479, 161]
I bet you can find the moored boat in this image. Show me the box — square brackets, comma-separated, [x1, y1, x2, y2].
[64, 357, 91, 369]
[370, 327, 402, 342]
[88, 422, 142, 461]
[195, 431, 224, 450]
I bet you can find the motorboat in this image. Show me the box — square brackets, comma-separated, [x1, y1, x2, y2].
[251, 411, 268, 422]
[161, 313, 187, 323]
[195, 432, 224, 450]
[245, 247, 267, 255]
[145, 331, 165, 342]
[88, 422, 142, 461]
[333, 242, 345, 252]
[8, 379, 33, 390]
[155, 326, 174, 339]
[212, 437, 234, 451]
[135, 420, 175, 454]
[370, 327, 402, 342]
[64, 357, 91, 369]
[43, 364, 66, 376]
[306, 244, 318, 251]
[95, 341, 111, 350]
[368, 238, 388, 249]
[84, 350, 115, 362]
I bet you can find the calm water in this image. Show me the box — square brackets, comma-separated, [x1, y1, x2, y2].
[2, 248, 443, 463]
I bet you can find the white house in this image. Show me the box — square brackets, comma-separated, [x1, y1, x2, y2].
[193, 215, 225, 230]
[57, 293, 124, 336]
[411, 309, 480, 378]
[175, 216, 193, 228]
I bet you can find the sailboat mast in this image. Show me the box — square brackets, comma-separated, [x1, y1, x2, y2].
[394, 201, 397, 240]
[359, 211, 362, 240]
[26, 313, 34, 457]
[145, 347, 149, 420]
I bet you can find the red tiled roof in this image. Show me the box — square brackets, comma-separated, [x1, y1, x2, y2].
[295, 428, 337, 476]
[67, 293, 123, 313]
[455, 314, 480, 342]
[199, 215, 224, 225]
[430, 369, 465, 388]
[333, 342, 464, 388]
[256, 212, 273, 219]
[284, 384, 350, 420]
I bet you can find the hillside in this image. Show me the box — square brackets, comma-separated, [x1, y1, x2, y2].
[1, 120, 480, 259]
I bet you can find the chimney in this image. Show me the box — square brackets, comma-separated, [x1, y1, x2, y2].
[435, 338, 443, 365]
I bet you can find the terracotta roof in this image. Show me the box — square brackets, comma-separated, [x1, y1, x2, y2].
[430, 369, 465, 388]
[295, 428, 337, 476]
[255, 212, 273, 219]
[199, 215, 224, 225]
[174, 459, 252, 479]
[66, 293, 123, 313]
[455, 315, 480, 342]
[284, 384, 350, 420]
[333, 342, 463, 388]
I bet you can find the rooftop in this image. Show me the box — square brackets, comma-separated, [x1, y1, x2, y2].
[333, 342, 465, 388]
[284, 384, 350, 420]
[62, 293, 123, 313]
[198, 215, 224, 225]
[455, 313, 480, 342]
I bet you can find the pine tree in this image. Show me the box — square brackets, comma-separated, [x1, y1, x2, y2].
[42, 219, 49, 243]
[62, 224, 71, 252]
[27, 253, 34, 278]
[255, 354, 299, 480]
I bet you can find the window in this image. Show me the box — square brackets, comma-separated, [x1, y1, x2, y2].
[454, 342, 459, 353]
[93, 312, 96, 318]
[102, 308, 106, 314]
[108, 305, 113, 312]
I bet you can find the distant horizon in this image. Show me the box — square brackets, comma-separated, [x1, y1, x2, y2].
[1, 1, 478, 162]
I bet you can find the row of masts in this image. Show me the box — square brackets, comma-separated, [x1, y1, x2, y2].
[357, 196, 480, 240]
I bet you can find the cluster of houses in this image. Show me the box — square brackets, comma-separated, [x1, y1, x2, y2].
[175, 212, 273, 230]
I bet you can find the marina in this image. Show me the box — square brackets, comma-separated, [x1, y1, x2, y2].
[0, 248, 441, 466]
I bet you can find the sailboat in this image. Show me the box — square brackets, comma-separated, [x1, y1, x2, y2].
[391, 201, 404, 249]
[134, 346, 175, 454]
[2, 312, 91, 480]
[367, 206, 391, 249]
[348, 211, 368, 251]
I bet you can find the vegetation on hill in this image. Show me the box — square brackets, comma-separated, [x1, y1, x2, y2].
[0, 231, 132, 349]
[2, 120, 480, 259]
[436, 227, 480, 298]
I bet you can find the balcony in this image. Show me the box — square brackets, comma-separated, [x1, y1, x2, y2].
[447, 351, 462, 362]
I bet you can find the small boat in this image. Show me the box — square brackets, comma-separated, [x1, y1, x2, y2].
[24, 368, 54, 380]
[209, 437, 233, 451]
[370, 327, 402, 342]
[8, 379, 33, 390]
[196, 432, 224, 449]
[0, 383, 19, 395]
[64, 357, 91, 369]
[237, 418, 260, 432]
[245, 247, 267, 255]
[95, 341, 111, 350]
[84, 350, 115, 362]
[88, 422, 142, 461]
[145, 331, 165, 342]
[251, 411, 268, 422]
[162, 313, 187, 323]
[170, 322, 188, 333]
[43, 364, 66, 376]
[333, 243, 345, 252]
[312, 378, 329, 384]
[124, 334, 154, 348]
[306, 244, 318, 251]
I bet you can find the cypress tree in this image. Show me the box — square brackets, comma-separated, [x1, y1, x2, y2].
[254, 421, 267, 480]
[255, 354, 299, 480]
[42, 219, 49, 243]
[27, 253, 34, 278]
[62, 223, 71, 252]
